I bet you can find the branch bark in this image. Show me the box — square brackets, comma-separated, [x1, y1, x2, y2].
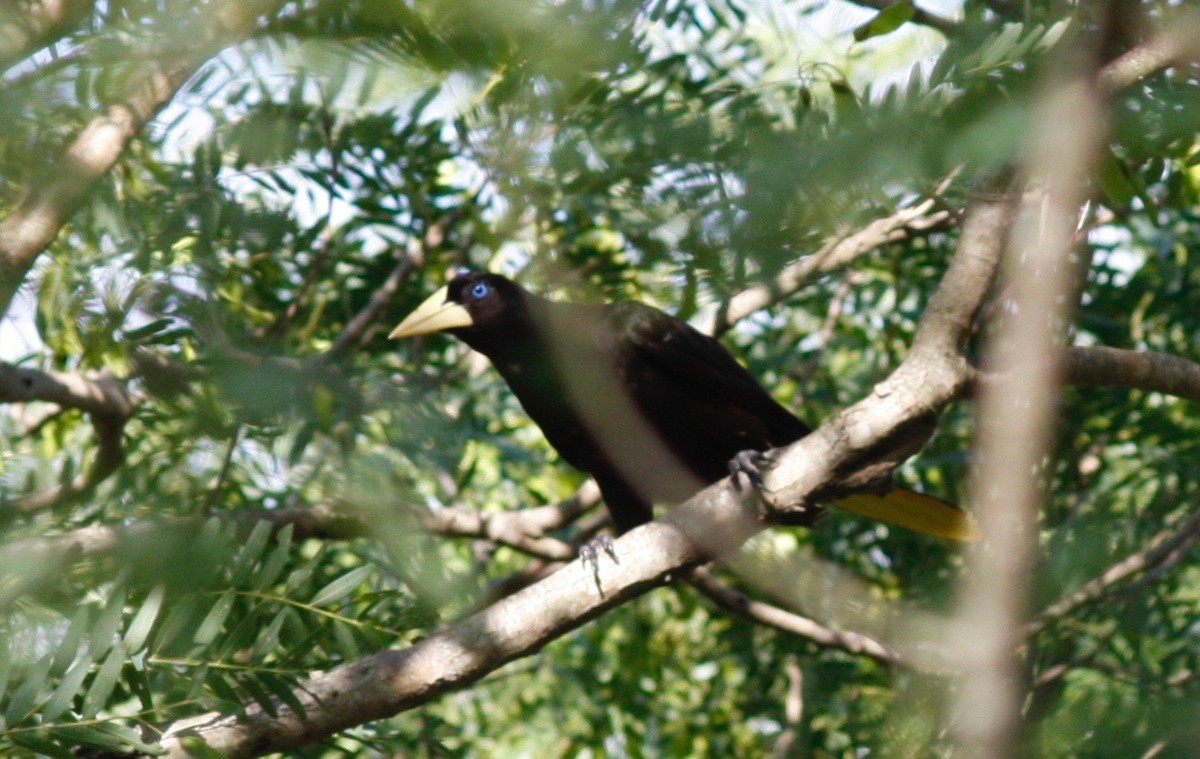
[420, 481, 601, 561]
[1064, 345, 1200, 405]
[0, 362, 133, 416]
[1096, 12, 1200, 93]
[0, 363, 136, 511]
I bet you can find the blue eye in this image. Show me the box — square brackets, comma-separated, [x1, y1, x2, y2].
[469, 282, 490, 300]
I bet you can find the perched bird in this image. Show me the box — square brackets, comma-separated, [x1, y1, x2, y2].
[391, 271, 972, 540]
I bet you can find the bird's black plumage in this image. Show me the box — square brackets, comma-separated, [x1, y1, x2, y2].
[392, 272, 972, 540]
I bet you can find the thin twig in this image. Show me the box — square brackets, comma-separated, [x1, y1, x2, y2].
[687, 566, 903, 665]
[1027, 505, 1200, 635]
[706, 194, 955, 336]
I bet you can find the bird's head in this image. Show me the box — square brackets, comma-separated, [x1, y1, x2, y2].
[389, 272, 531, 351]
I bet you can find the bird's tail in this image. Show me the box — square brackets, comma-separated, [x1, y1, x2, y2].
[832, 487, 976, 541]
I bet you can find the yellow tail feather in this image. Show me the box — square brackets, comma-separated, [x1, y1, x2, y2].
[832, 488, 976, 541]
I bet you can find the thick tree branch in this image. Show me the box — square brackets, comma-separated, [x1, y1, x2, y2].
[760, 192, 1013, 515]
[1064, 345, 1200, 404]
[1096, 13, 1200, 93]
[0, 64, 187, 314]
[0, 362, 133, 416]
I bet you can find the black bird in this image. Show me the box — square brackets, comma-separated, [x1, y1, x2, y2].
[391, 272, 972, 540]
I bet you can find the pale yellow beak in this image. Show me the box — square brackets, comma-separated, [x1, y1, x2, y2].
[389, 286, 474, 339]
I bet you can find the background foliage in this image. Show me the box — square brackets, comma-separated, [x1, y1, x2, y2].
[2, 0, 1199, 755]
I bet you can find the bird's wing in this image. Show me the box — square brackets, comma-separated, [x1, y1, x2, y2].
[607, 302, 810, 444]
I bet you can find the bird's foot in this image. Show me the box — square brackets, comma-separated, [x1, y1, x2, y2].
[579, 533, 617, 569]
[579, 533, 618, 594]
[729, 449, 773, 492]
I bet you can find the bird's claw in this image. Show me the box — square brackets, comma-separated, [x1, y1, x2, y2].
[579, 534, 617, 593]
[729, 449, 772, 493]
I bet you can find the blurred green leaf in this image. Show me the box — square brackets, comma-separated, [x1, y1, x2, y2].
[853, 1, 916, 42]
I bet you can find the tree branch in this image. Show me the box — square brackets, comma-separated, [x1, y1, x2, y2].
[1027, 505, 1200, 636]
[705, 193, 954, 336]
[1064, 345, 1200, 404]
[760, 191, 1012, 516]
[0, 362, 133, 416]
[420, 480, 601, 562]
[1096, 12, 1200, 93]
[0, 505, 363, 580]
[0, 363, 137, 511]
[687, 566, 903, 666]
[0, 0, 283, 315]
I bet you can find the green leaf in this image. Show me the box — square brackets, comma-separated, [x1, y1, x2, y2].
[310, 565, 374, 608]
[42, 654, 92, 722]
[179, 735, 231, 758]
[126, 656, 156, 711]
[0, 641, 13, 705]
[332, 619, 362, 661]
[284, 555, 320, 594]
[853, 1, 916, 42]
[252, 525, 294, 592]
[261, 672, 307, 722]
[5, 651, 54, 724]
[251, 608, 290, 659]
[1097, 153, 1138, 208]
[123, 317, 174, 342]
[238, 673, 279, 718]
[52, 722, 165, 755]
[288, 420, 317, 465]
[51, 606, 91, 676]
[187, 664, 211, 702]
[152, 598, 196, 654]
[229, 520, 274, 587]
[124, 584, 166, 653]
[11, 730, 76, 759]
[205, 671, 244, 710]
[87, 586, 128, 661]
[82, 643, 127, 718]
[192, 591, 237, 646]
